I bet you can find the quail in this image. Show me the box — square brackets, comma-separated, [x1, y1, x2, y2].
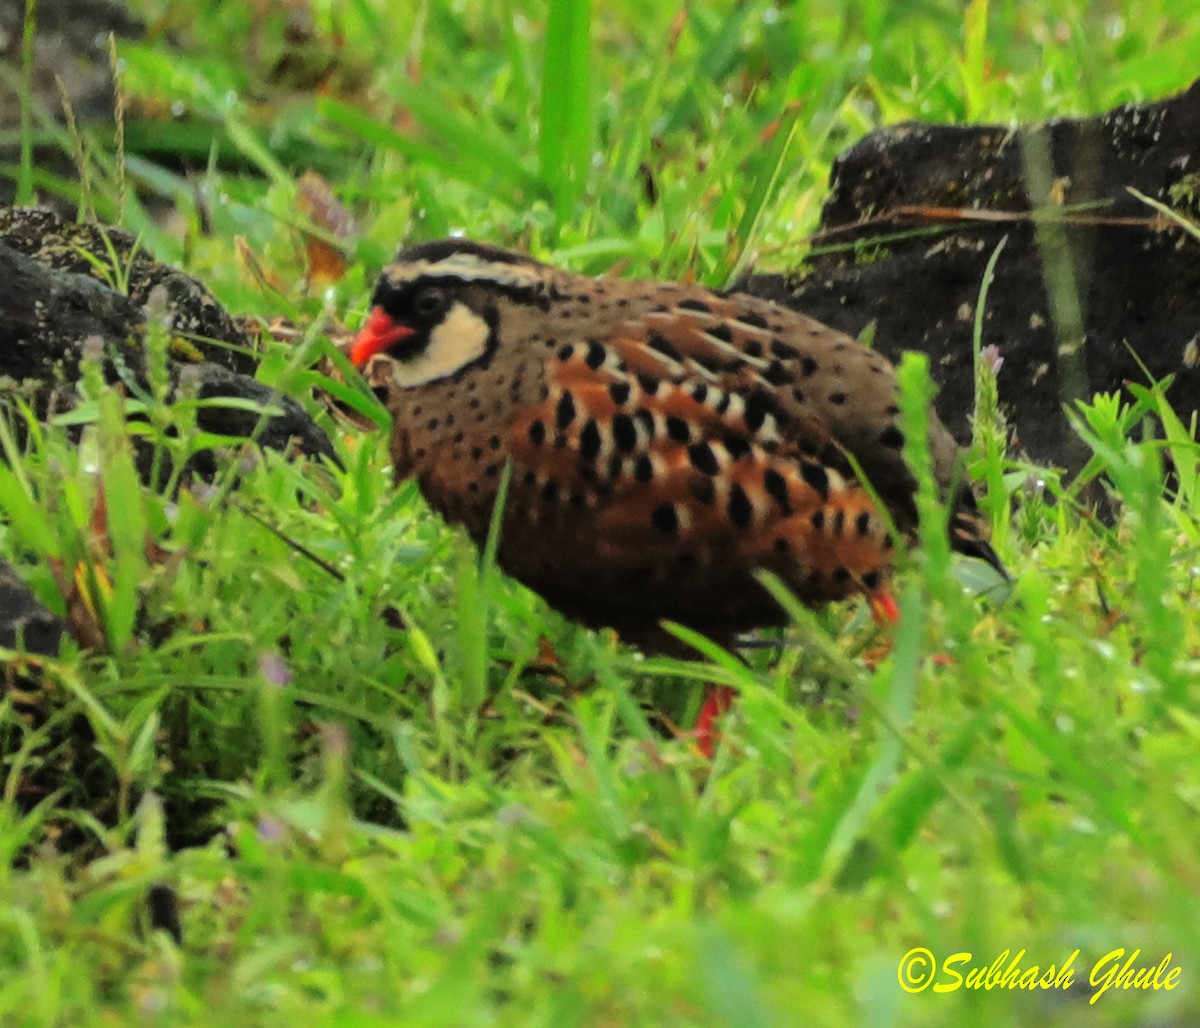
[351, 239, 1004, 744]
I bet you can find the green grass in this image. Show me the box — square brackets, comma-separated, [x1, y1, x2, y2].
[2, 0, 1200, 1024]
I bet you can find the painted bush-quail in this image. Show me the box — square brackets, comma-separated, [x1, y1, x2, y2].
[350, 239, 1004, 746]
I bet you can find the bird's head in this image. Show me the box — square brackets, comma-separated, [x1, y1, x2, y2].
[350, 239, 547, 388]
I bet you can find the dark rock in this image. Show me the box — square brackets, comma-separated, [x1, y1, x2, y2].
[0, 206, 337, 469]
[737, 79, 1200, 472]
[0, 206, 257, 376]
[188, 363, 339, 468]
[0, 559, 64, 656]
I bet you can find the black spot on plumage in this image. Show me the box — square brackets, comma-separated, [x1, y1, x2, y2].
[862, 569, 882, 591]
[764, 361, 791, 386]
[800, 462, 830, 499]
[771, 338, 795, 359]
[609, 381, 632, 405]
[585, 340, 607, 369]
[541, 480, 559, 503]
[489, 435, 501, 450]
[880, 425, 906, 449]
[691, 383, 709, 405]
[556, 391, 576, 429]
[678, 298, 711, 312]
[738, 310, 770, 329]
[832, 510, 846, 536]
[832, 565, 852, 586]
[707, 323, 733, 343]
[763, 468, 791, 513]
[829, 391, 847, 406]
[811, 509, 826, 531]
[633, 454, 654, 482]
[800, 356, 819, 376]
[724, 436, 751, 461]
[634, 408, 656, 434]
[557, 343, 574, 362]
[743, 396, 770, 432]
[665, 416, 691, 443]
[651, 503, 679, 534]
[579, 420, 602, 461]
[647, 332, 682, 362]
[637, 374, 660, 396]
[612, 414, 638, 453]
[688, 442, 720, 476]
[728, 484, 754, 528]
[606, 454, 623, 479]
[742, 340, 764, 359]
[774, 537, 790, 553]
[792, 387, 806, 404]
[715, 394, 732, 415]
[855, 511, 872, 537]
[470, 446, 484, 461]
[528, 421, 546, 446]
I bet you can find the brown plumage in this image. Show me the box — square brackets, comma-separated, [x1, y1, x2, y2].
[351, 239, 1003, 655]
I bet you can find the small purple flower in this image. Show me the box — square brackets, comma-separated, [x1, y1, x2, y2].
[980, 344, 1004, 375]
[257, 814, 286, 844]
[257, 651, 292, 688]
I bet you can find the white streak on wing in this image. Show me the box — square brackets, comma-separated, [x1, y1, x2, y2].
[699, 330, 767, 368]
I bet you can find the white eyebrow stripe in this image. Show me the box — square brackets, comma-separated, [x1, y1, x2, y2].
[383, 254, 547, 290]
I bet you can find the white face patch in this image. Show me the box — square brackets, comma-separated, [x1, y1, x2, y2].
[388, 301, 491, 388]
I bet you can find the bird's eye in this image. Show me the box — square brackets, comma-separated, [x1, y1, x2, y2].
[413, 290, 444, 317]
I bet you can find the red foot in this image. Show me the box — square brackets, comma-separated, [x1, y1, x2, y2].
[868, 588, 901, 625]
[694, 686, 737, 759]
